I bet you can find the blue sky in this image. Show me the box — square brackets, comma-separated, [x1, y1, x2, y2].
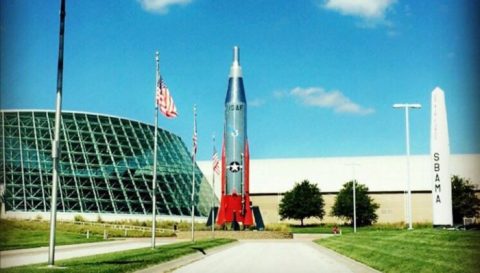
[1, 0, 479, 160]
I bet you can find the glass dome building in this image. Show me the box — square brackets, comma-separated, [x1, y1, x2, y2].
[0, 110, 215, 217]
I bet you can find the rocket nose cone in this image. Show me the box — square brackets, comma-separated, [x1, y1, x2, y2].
[230, 46, 242, 78]
[233, 46, 239, 64]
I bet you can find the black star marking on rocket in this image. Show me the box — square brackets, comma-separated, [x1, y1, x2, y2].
[228, 161, 242, 173]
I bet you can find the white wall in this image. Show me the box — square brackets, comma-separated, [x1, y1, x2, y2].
[198, 154, 480, 195]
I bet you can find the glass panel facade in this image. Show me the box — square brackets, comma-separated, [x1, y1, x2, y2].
[0, 110, 215, 217]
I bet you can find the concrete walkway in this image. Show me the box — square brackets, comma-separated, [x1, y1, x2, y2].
[0, 237, 181, 268]
[138, 239, 380, 273]
[1, 236, 380, 273]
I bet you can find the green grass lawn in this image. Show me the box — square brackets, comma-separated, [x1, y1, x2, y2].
[290, 222, 433, 234]
[315, 228, 480, 273]
[0, 220, 106, 251]
[0, 238, 235, 273]
[0, 219, 177, 251]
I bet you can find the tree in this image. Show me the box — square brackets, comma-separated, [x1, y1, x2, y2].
[279, 180, 325, 226]
[331, 181, 379, 226]
[452, 175, 480, 224]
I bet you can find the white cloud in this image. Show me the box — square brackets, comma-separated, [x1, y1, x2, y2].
[288, 86, 374, 115]
[273, 90, 288, 99]
[322, 0, 396, 19]
[249, 98, 266, 107]
[137, 0, 192, 14]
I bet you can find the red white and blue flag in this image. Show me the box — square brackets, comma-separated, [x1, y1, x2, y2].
[212, 146, 220, 175]
[192, 106, 198, 156]
[156, 77, 177, 118]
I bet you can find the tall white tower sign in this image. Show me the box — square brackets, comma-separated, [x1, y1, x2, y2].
[430, 87, 452, 226]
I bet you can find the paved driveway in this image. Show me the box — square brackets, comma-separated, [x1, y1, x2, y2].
[169, 240, 378, 273]
[0, 238, 180, 268]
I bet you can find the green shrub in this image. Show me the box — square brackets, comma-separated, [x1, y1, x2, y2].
[74, 215, 86, 222]
[265, 223, 291, 232]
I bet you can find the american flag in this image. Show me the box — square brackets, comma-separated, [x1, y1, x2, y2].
[212, 147, 220, 175]
[156, 77, 177, 118]
[192, 106, 198, 156]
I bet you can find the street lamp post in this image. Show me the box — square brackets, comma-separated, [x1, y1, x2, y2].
[393, 103, 421, 230]
[346, 163, 359, 233]
[48, 0, 66, 266]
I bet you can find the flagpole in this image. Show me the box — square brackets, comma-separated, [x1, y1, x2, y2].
[191, 105, 197, 242]
[211, 134, 216, 238]
[48, 0, 66, 266]
[151, 51, 160, 249]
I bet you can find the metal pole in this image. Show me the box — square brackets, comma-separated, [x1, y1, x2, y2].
[191, 105, 196, 242]
[353, 178, 357, 233]
[151, 51, 160, 249]
[48, 0, 66, 266]
[346, 163, 358, 233]
[404, 177, 408, 226]
[211, 166, 215, 237]
[211, 134, 216, 238]
[393, 103, 421, 231]
[405, 107, 413, 230]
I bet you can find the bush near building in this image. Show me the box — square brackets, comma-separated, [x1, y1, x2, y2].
[452, 175, 480, 224]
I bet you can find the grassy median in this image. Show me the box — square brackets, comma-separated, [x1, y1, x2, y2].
[290, 222, 433, 234]
[0, 238, 235, 273]
[315, 228, 480, 273]
[0, 220, 106, 250]
[0, 219, 176, 251]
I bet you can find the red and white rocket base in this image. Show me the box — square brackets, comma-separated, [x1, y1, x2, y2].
[217, 194, 254, 227]
[216, 143, 254, 228]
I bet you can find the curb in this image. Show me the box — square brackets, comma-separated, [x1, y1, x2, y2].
[135, 241, 240, 273]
